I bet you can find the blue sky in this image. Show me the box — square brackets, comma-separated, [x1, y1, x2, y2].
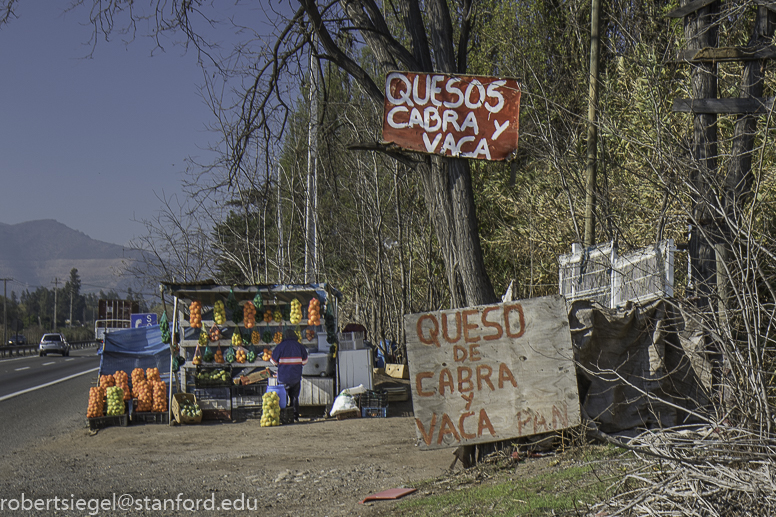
[0, 3, 217, 246]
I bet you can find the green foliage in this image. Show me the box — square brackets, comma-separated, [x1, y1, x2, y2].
[202, 0, 776, 359]
[398, 445, 623, 516]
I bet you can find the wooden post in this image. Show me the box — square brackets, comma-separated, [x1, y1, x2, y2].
[684, 0, 720, 308]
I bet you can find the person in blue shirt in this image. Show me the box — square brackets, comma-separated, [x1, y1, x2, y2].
[270, 329, 309, 421]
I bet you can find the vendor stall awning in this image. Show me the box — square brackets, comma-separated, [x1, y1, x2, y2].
[98, 325, 171, 382]
[101, 325, 167, 356]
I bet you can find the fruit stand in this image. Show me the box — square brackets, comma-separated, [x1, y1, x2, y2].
[161, 282, 343, 421]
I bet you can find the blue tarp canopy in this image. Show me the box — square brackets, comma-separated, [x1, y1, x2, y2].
[99, 325, 171, 384]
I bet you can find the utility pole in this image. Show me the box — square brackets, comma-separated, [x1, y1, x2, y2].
[304, 33, 320, 283]
[52, 278, 58, 331]
[1, 278, 11, 347]
[583, 0, 602, 248]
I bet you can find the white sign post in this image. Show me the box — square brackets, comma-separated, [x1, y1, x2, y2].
[404, 295, 580, 450]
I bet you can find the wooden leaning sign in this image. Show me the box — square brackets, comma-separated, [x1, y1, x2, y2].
[404, 295, 580, 450]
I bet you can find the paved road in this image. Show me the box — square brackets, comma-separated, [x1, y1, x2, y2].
[0, 348, 99, 400]
[0, 349, 99, 454]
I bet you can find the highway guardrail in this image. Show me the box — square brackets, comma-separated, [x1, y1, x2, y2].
[0, 340, 99, 358]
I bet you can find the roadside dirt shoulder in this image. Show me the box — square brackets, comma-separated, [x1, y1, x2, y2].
[0, 378, 454, 516]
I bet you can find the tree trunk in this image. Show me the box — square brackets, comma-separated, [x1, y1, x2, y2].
[447, 159, 498, 306]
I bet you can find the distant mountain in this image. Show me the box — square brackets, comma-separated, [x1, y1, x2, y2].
[0, 220, 143, 295]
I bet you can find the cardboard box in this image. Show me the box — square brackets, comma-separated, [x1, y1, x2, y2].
[239, 368, 271, 385]
[385, 363, 409, 379]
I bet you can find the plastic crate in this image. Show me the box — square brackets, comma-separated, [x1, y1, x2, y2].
[231, 383, 268, 408]
[360, 390, 387, 408]
[189, 387, 230, 412]
[202, 409, 231, 421]
[233, 383, 268, 396]
[232, 406, 295, 424]
[131, 412, 169, 425]
[88, 414, 128, 430]
[198, 398, 230, 411]
[339, 331, 365, 350]
[232, 406, 264, 421]
[232, 393, 263, 407]
[361, 406, 388, 418]
[193, 366, 233, 387]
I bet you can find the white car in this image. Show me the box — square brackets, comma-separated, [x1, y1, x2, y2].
[39, 333, 70, 357]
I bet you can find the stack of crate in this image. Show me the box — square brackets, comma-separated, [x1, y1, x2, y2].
[231, 383, 267, 421]
[359, 389, 388, 418]
[191, 387, 232, 420]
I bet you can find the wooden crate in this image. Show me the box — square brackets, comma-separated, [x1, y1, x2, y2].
[172, 393, 202, 425]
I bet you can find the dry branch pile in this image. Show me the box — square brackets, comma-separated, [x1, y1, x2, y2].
[590, 426, 776, 516]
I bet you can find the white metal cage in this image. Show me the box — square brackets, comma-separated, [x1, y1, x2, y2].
[559, 240, 675, 308]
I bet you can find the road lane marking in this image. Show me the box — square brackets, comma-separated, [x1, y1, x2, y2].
[0, 367, 99, 402]
[14, 367, 30, 371]
[43, 362, 55, 366]
[0, 355, 40, 363]
[65, 359, 74, 362]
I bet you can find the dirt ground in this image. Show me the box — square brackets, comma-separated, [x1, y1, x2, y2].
[0, 374, 462, 516]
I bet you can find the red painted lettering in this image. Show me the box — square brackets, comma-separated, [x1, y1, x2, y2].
[416, 414, 437, 446]
[477, 409, 496, 437]
[459, 412, 476, 439]
[481, 306, 503, 341]
[552, 403, 568, 429]
[417, 314, 440, 346]
[516, 410, 532, 435]
[453, 345, 468, 362]
[415, 371, 435, 397]
[457, 367, 473, 392]
[504, 303, 526, 338]
[442, 312, 462, 344]
[437, 413, 461, 444]
[468, 343, 482, 361]
[498, 363, 518, 389]
[439, 368, 455, 396]
[476, 364, 495, 391]
[462, 309, 481, 343]
[534, 412, 548, 432]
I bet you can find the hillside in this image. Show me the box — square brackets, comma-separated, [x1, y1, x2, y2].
[0, 220, 142, 295]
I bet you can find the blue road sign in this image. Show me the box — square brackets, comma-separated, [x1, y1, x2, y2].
[131, 313, 158, 328]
